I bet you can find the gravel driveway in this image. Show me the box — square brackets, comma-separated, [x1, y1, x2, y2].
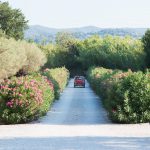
[0, 79, 150, 150]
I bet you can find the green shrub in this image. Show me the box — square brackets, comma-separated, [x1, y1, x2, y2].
[20, 41, 46, 74]
[108, 72, 150, 123]
[0, 37, 46, 81]
[142, 29, 150, 67]
[42, 67, 69, 99]
[0, 37, 26, 81]
[87, 67, 150, 123]
[0, 73, 54, 124]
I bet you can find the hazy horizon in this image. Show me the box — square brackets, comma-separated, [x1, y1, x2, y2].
[1, 0, 150, 28]
[29, 24, 149, 29]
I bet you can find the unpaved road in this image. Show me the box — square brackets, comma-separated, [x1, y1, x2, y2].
[0, 79, 150, 150]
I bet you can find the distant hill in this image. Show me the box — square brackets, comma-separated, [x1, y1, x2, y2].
[24, 25, 148, 43]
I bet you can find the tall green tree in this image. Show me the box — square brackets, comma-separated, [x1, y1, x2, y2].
[0, 1, 28, 40]
[77, 35, 145, 70]
[55, 32, 79, 69]
[142, 29, 150, 67]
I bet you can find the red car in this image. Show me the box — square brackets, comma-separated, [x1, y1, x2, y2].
[74, 76, 85, 88]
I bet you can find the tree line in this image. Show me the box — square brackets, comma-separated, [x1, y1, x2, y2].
[0, 1, 150, 76]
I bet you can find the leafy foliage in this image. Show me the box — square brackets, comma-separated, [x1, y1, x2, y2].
[41, 33, 146, 74]
[78, 35, 146, 70]
[41, 32, 80, 72]
[142, 29, 150, 67]
[109, 72, 150, 123]
[0, 2, 28, 40]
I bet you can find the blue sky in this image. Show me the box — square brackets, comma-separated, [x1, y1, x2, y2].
[1, 0, 150, 28]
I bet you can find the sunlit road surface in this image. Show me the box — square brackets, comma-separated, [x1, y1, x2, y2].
[0, 79, 149, 150]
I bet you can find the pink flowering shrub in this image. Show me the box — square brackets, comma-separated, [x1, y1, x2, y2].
[0, 73, 54, 124]
[87, 67, 112, 94]
[87, 67, 150, 123]
[87, 67, 131, 99]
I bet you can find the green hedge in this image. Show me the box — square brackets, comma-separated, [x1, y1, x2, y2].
[87, 67, 150, 123]
[42, 67, 70, 99]
[0, 73, 54, 124]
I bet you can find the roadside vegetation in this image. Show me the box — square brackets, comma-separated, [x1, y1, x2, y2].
[87, 67, 150, 123]
[0, 73, 54, 124]
[0, 1, 150, 124]
[0, 35, 69, 124]
[0, 2, 69, 124]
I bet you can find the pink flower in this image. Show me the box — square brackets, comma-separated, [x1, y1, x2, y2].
[25, 85, 29, 89]
[6, 101, 13, 108]
[18, 93, 22, 97]
[44, 68, 49, 72]
[6, 102, 11, 106]
[12, 88, 16, 91]
[17, 80, 22, 85]
[0, 86, 4, 89]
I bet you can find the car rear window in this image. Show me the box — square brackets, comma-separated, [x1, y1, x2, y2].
[75, 76, 84, 80]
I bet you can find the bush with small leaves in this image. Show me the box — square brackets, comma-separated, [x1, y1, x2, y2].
[108, 72, 150, 123]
